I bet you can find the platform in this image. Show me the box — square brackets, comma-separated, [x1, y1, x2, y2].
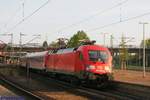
[114, 69, 150, 86]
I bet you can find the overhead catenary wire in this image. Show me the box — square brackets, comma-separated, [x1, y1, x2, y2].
[56, 0, 128, 33]
[6, 0, 51, 33]
[4, 0, 26, 30]
[4, 6, 21, 28]
[86, 11, 150, 32]
[22, 34, 41, 46]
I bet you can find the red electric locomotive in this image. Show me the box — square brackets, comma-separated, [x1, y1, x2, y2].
[45, 41, 113, 85]
[21, 41, 113, 86]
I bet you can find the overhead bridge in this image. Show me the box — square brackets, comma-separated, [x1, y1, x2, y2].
[110, 48, 150, 54]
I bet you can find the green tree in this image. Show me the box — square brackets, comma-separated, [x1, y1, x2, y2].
[67, 30, 89, 47]
[42, 41, 48, 50]
[49, 41, 59, 48]
[4, 44, 11, 51]
[49, 38, 68, 48]
[119, 35, 128, 70]
[140, 38, 150, 48]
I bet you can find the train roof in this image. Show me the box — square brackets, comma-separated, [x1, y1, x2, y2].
[78, 44, 108, 50]
[47, 44, 108, 54]
[25, 51, 48, 57]
[56, 48, 75, 54]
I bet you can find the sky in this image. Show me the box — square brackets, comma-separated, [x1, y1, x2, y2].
[0, 0, 150, 47]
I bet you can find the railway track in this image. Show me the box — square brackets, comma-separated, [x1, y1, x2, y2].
[110, 81, 150, 99]
[1, 66, 150, 100]
[0, 73, 44, 100]
[49, 76, 150, 100]
[38, 71, 150, 100]
[50, 77, 132, 100]
[26, 71, 116, 100]
[29, 70, 150, 100]
[1, 67, 109, 100]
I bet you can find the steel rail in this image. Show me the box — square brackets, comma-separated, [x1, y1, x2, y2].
[33, 72, 136, 100]
[0, 73, 44, 100]
[1, 66, 150, 100]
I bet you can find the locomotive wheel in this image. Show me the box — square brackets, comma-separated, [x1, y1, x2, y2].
[93, 74, 107, 87]
[70, 76, 80, 86]
[96, 82, 108, 89]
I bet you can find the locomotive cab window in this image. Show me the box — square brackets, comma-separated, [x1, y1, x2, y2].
[88, 50, 108, 62]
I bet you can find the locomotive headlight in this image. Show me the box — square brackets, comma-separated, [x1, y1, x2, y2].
[105, 66, 112, 72]
[89, 65, 95, 69]
[86, 65, 95, 70]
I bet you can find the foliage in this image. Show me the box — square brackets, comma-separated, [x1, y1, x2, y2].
[67, 30, 89, 47]
[49, 38, 68, 48]
[119, 35, 129, 69]
[49, 30, 89, 48]
[57, 38, 68, 48]
[3, 44, 11, 51]
[42, 41, 48, 50]
[49, 41, 59, 48]
[140, 38, 150, 48]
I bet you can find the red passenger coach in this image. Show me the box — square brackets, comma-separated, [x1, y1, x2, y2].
[21, 51, 48, 70]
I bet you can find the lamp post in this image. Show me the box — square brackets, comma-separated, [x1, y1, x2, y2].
[139, 22, 148, 78]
